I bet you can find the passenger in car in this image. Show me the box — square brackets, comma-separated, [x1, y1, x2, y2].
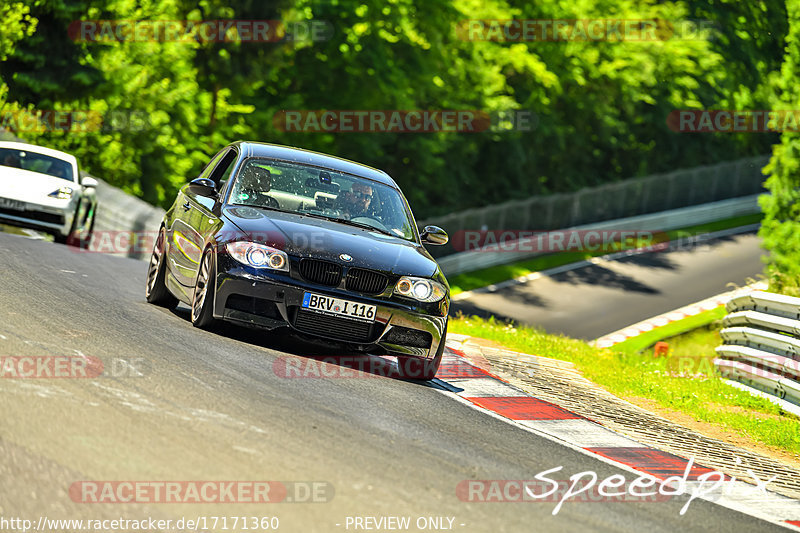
[235, 165, 279, 209]
[338, 182, 374, 219]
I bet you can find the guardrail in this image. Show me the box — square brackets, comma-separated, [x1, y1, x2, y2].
[91, 178, 166, 260]
[715, 291, 800, 407]
[438, 194, 762, 276]
[421, 155, 769, 261]
[0, 130, 768, 267]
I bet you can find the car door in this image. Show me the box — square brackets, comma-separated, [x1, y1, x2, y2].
[167, 149, 228, 287]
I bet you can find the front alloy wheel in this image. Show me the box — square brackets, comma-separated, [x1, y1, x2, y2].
[191, 248, 217, 328]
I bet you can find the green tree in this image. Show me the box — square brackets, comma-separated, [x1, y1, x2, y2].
[0, 0, 102, 106]
[760, 0, 800, 294]
[0, 2, 37, 110]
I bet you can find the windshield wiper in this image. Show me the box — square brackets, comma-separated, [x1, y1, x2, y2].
[233, 202, 291, 214]
[300, 212, 398, 238]
[337, 218, 397, 237]
[297, 211, 343, 224]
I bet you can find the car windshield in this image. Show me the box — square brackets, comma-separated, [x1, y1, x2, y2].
[229, 158, 417, 242]
[0, 148, 74, 181]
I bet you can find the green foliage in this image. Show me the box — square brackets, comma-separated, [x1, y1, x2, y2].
[760, 0, 800, 295]
[0, 0, 103, 105]
[0, 2, 37, 109]
[0, 0, 789, 220]
[450, 315, 800, 454]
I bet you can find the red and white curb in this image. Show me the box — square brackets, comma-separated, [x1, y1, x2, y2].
[591, 281, 768, 349]
[437, 340, 800, 529]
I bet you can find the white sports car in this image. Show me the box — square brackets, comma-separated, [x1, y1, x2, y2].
[0, 141, 97, 246]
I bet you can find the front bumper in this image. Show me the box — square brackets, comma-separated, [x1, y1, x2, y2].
[0, 199, 73, 236]
[213, 257, 448, 359]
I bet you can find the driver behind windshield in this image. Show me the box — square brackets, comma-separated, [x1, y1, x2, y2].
[2, 153, 21, 169]
[338, 182, 373, 219]
[50, 163, 69, 180]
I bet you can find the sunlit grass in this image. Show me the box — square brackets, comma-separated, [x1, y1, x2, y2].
[450, 314, 800, 454]
[613, 307, 727, 354]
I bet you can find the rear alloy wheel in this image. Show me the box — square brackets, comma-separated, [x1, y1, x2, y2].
[145, 227, 179, 309]
[399, 323, 447, 381]
[191, 248, 217, 328]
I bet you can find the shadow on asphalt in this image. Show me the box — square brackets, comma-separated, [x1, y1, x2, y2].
[168, 305, 440, 385]
[552, 263, 661, 294]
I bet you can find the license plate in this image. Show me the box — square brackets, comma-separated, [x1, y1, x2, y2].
[0, 197, 26, 211]
[302, 292, 376, 322]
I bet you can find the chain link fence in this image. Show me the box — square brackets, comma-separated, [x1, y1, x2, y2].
[0, 130, 770, 263]
[420, 155, 769, 259]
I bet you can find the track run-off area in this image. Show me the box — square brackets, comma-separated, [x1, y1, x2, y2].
[0, 230, 792, 532]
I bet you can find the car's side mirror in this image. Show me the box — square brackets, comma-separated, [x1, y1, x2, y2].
[420, 225, 448, 245]
[81, 176, 98, 188]
[188, 177, 218, 197]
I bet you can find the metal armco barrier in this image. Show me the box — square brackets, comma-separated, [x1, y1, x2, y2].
[92, 177, 165, 260]
[716, 291, 800, 407]
[421, 154, 769, 261]
[438, 194, 761, 276]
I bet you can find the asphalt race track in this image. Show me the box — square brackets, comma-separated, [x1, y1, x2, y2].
[453, 232, 764, 340]
[0, 231, 783, 532]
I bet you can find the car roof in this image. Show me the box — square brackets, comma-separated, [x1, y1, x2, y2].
[0, 141, 78, 167]
[233, 141, 398, 188]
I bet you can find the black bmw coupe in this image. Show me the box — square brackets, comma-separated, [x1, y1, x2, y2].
[145, 141, 450, 379]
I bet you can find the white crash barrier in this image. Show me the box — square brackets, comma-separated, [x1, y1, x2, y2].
[716, 291, 800, 406]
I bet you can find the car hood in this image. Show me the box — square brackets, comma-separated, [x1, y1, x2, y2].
[0, 166, 78, 204]
[221, 205, 439, 277]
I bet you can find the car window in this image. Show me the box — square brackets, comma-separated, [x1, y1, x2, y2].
[0, 147, 74, 181]
[197, 150, 227, 181]
[210, 149, 237, 187]
[229, 158, 417, 242]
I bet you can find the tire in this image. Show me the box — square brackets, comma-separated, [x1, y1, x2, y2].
[399, 322, 447, 381]
[191, 247, 217, 329]
[145, 227, 179, 309]
[74, 209, 96, 249]
[56, 206, 84, 247]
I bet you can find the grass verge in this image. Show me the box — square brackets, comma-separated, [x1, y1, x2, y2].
[449, 213, 762, 296]
[612, 306, 728, 354]
[450, 314, 800, 455]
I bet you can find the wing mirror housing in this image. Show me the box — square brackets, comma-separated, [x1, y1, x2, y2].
[188, 177, 218, 197]
[81, 176, 98, 188]
[420, 225, 448, 245]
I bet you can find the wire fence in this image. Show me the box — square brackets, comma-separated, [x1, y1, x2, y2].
[420, 155, 770, 259]
[0, 129, 770, 263]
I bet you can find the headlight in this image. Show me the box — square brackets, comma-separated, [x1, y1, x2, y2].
[48, 186, 74, 199]
[394, 276, 446, 302]
[226, 242, 289, 271]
